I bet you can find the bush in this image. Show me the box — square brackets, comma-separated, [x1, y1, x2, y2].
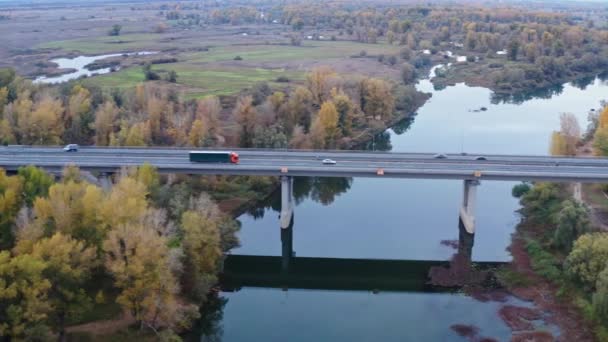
[276, 76, 290, 83]
[512, 182, 531, 198]
[526, 239, 562, 281]
[593, 267, 608, 322]
[234, 55, 243, 61]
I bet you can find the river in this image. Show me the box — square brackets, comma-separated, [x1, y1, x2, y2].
[195, 67, 608, 341]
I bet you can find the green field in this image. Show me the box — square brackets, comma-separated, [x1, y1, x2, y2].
[43, 33, 401, 98]
[85, 64, 304, 98]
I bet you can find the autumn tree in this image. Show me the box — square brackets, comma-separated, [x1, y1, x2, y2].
[180, 194, 223, 300]
[361, 78, 395, 120]
[93, 100, 118, 146]
[331, 90, 355, 136]
[0, 251, 51, 340]
[27, 233, 97, 340]
[234, 96, 257, 147]
[550, 113, 580, 156]
[315, 101, 340, 148]
[593, 126, 608, 156]
[65, 85, 92, 143]
[103, 222, 185, 331]
[0, 170, 23, 249]
[194, 96, 222, 146]
[286, 86, 314, 132]
[306, 66, 336, 106]
[401, 63, 416, 84]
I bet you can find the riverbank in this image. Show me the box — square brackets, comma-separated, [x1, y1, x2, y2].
[496, 182, 608, 341]
[431, 58, 608, 97]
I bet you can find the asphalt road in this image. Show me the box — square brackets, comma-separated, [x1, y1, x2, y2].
[1, 146, 607, 182]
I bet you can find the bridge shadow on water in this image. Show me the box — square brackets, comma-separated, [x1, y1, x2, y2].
[220, 218, 505, 294]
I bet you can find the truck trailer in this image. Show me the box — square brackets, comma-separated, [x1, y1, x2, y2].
[189, 151, 239, 164]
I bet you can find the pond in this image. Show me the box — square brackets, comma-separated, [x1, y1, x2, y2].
[34, 51, 156, 84]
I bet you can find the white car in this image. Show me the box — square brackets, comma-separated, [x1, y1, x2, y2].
[322, 159, 337, 165]
[63, 144, 79, 152]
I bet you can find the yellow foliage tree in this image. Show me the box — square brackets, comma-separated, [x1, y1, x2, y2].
[317, 101, 340, 148]
[0, 251, 51, 340]
[361, 78, 395, 120]
[19, 96, 64, 145]
[29, 233, 97, 339]
[306, 66, 336, 105]
[93, 100, 118, 146]
[188, 119, 206, 147]
[103, 222, 181, 330]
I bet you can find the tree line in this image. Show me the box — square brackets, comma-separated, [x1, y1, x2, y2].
[0, 164, 238, 340]
[0, 66, 422, 150]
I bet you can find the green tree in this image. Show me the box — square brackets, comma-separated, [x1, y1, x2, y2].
[17, 166, 53, 206]
[520, 183, 562, 223]
[566, 233, 608, 290]
[108, 24, 122, 36]
[0, 170, 23, 249]
[592, 267, 608, 322]
[593, 125, 608, 156]
[507, 39, 519, 61]
[0, 251, 51, 340]
[554, 200, 591, 252]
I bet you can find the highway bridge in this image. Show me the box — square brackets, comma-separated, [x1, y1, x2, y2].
[1, 146, 606, 233]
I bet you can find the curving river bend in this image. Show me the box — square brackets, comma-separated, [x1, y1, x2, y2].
[196, 67, 608, 341]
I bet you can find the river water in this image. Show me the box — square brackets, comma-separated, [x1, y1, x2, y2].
[198, 68, 608, 341]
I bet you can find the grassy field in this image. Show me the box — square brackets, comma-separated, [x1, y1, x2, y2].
[38, 27, 404, 99]
[85, 64, 304, 98]
[73, 38, 399, 98]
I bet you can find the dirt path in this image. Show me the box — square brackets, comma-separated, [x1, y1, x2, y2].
[66, 311, 135, 336]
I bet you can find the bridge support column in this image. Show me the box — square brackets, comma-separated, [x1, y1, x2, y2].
[98, 173, 112, 192]
[280, 176, 294, 229]
[459, 179, 479, 234]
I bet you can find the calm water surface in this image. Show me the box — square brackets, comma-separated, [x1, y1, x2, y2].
[202, 69, 608, 341]
[34, 51, 156, 84]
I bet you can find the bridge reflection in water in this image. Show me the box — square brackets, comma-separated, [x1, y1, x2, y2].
[220, 219, 504, 293]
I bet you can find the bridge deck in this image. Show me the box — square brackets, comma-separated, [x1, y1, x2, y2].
[1, 147, 607, 182]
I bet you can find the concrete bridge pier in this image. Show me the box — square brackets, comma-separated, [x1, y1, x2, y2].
[459, 179, 479, 234]
[98, 173, 112, 192]
[280, 176, 294, 229]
